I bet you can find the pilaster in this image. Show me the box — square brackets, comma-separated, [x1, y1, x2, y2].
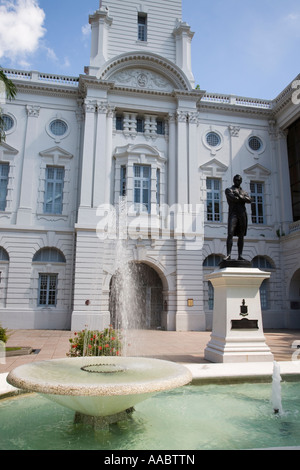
[16, 105, 40, 225]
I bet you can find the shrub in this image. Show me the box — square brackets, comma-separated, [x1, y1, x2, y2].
[68, 326, 122, 357]
[0, 324, 8, 344]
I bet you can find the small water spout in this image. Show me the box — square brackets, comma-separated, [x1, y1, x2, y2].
[271, 361, 283, 415]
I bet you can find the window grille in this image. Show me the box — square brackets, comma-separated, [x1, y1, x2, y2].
[136, 117, 145, 133]
[134, 165, 151, 213]
[250, 182, 265, 224]
[249, 136, 262, 152]
[2, 115, 14, 132]
[44, 166, 65, 214]
[0, 163, 9, 211]
[206, 178, 221, 222]
[116, 115, 124, 131]
[156, 119, 165, 135]
[206, 132, 221, 147]
[120, 166, 127, 197]
[50, 119, 68, 137]
[138, 14, 147, 41]
[38, 274, 58, 306]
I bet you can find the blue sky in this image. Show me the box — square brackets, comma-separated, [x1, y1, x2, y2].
[0, 0, 299, 99]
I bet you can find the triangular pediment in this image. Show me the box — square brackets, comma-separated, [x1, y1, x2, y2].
[244, 163, 271, 178]
[39, 146, 73, 163]
[0, 141, 18, 160]
[115, 143, 166, 161]
[200, 158, 228, 176]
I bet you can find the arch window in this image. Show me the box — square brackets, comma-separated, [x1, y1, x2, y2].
[33, 248, 66, 308]
[0, 247, 9, 262]
[252, 256, 274, 270]
[252, 256, 274, 310]
[33, 247, 66, 263]
[203, 254, 222, 267]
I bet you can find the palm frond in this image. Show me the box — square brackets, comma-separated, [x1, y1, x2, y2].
[0, 69, 17, 100]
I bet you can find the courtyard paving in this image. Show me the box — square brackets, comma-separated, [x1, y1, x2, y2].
[1, 328, 300, 374]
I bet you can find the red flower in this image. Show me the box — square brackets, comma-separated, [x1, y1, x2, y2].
[105, 344, 109, 348]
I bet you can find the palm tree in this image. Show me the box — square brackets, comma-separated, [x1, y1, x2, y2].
[0, 68, 17, 143]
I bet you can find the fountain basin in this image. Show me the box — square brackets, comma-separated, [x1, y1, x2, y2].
[6, 357, 192, 418]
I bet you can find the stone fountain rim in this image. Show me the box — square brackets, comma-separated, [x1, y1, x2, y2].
[6, 356, 193, 397]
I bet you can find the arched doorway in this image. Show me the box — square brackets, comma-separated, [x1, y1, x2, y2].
[109, 262, 163, 330]
[290, 269, 300, 310]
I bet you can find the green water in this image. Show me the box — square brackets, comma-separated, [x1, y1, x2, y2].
[1, 382, 300, 450]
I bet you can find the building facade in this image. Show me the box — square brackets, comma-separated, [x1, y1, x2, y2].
[0, 0, 299, 331]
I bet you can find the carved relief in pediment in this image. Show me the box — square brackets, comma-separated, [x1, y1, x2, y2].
[110, 68, 174, 92]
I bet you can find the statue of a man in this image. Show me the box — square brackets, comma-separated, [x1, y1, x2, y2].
[224, 175, 252, 261]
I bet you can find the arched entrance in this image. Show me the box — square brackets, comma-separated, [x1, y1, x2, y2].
[109, 262, 163, 330]
[290, 269, 300, 310]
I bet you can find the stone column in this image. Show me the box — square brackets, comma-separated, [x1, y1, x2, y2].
[17, 105, 40, 225]
[93, 101, 107, 208]
[176, 110, 188, 205]
[168, 113, 176, 207]
[79, 100, 97, 212]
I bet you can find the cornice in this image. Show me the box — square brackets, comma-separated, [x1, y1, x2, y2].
[198, 100, 274, 118]
[15, 80, 79, 99]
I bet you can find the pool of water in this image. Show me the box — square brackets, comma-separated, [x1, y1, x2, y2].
[1, 382, 300, 450]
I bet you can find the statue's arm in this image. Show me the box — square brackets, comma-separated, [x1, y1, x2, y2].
[225, 188, 240, 202]
[240, 192, 252, 204]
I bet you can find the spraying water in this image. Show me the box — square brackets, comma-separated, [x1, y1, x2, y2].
[271, 361, 283, 415]
[109, 198, 142, 356]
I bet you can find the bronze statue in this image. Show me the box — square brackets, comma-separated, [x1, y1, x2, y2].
[224, 175, 252, 261]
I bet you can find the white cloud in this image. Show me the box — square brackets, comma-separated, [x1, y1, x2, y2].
[0, 0, 46, 61]
[81, 24, 91, 37]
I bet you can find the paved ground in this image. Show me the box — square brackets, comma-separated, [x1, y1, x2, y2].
[1, 329, 300, 374]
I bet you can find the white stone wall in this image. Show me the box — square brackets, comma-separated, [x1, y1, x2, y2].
[104, 0, 182, 63]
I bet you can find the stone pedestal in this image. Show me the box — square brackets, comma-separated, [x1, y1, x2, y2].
[204, 263, 274, 363]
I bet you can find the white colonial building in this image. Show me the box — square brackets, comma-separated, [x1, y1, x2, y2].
[0, 0, 300, 331]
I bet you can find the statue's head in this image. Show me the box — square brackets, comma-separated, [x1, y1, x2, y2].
[233, 175, 242, 186]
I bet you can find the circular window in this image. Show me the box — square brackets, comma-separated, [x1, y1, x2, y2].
[248, 136, 263, 152]
[49, 119, 68, 137]
[2, 115, 14, 132]
[206, 132, 221, 147]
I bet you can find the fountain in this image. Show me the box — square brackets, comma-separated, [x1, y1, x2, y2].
[271, 361, 283, 415]
[6, 356, 192, 427]
[6, 199, 192, 427]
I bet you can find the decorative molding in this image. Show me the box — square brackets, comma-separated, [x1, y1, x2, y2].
[26, 105, 40, 118]
[200, 158, 228, 177]
[229, 125, 241, 137]
[98, 51, 193, 91]
[110, 68, 173, 93]
[244, 163, 271, 178]
[39, 146, 73, 165]
[0, 142, 18, 160]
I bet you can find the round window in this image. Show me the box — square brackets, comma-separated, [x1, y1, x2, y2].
[2, 115, 14, 132]
[206, 132, 221, 147]
[49, 119, 68, 137]
[248, 136, 263, 152]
